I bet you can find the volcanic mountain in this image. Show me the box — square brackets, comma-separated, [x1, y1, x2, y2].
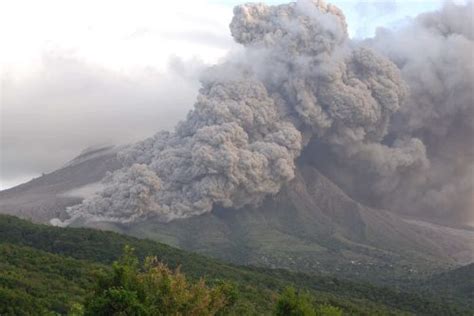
[1, 147, 472, 284]
[1, 0, 473, 286]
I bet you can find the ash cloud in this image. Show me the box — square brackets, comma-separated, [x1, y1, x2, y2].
[59, 0, 473, 225]
[307, 1, 473, 223]
[66, 77, 302, 223]
[368, 1, 474, 221]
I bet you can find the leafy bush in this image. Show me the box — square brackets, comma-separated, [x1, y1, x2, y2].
[83, 246, 233, 315]
[275, 287, 342, 316]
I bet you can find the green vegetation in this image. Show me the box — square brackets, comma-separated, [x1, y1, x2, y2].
[83, 246, 231, 315]
[0, 215, 472, 315]
[416, 263, 474, 309]
[275, 287, 342, 316]
[0, 243, 104, 314]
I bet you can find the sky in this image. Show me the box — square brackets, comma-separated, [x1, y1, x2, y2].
[0, 0, 453, 190]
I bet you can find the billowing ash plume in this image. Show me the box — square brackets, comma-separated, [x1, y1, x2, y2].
[373, 1, 473, 221]
[65, 78, 303, 223]
[228, 0, 425, 201]
[58, 0, 472, 225]
[310, 1, 473, 222]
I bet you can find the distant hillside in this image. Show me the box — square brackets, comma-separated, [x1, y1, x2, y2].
[98, 166, 473, 284]
[0, 215, 471, 315]
[418, 263, 474, 309]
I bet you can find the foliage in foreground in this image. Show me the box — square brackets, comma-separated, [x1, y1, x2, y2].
[275, 287, 342, 316]
[83, 246, 232, 315]
[80, 247, 346, 316]
[0, 214, 472, 315]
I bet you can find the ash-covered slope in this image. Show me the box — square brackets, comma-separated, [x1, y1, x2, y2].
[91, 164, 473, 283]
[0, 146, 121, 223]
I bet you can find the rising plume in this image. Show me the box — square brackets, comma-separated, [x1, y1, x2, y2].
[58, 0, 472, 225]
[310, 1, 474, 222]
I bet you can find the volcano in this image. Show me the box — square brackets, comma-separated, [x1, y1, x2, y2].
[1, 147, 472, 284]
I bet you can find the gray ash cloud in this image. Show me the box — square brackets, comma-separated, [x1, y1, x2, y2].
[57, 0, 472, 225]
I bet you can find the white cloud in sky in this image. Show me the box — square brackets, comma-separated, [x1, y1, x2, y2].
[0, 0, 235, 73]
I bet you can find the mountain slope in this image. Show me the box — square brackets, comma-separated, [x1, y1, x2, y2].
[0, 146, 120, 223]
[1, 149, 472, 284]
[0, 214, 471, 315]
[103, 165, 472, 283]
[418, 263, 474, 309]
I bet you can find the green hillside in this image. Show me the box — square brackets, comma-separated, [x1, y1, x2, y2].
[0, 215, 471, 315]
[417, 263, 474, 309]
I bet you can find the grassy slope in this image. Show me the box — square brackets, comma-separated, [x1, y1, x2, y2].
[0, 215, 471, 315]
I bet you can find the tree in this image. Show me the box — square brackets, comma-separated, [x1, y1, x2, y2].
[82, 246, 232, 315]
[275, 287, 342, 316]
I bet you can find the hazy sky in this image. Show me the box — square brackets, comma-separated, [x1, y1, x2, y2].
[0, 0, 452, 190]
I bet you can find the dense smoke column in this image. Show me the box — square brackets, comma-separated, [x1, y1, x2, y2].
[65, 79, 302, 223]
[372, 1, 474, 221]
[307, 1, 473, 222]
[60, 0, 441, 225]
[229, 0, 423, 204]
